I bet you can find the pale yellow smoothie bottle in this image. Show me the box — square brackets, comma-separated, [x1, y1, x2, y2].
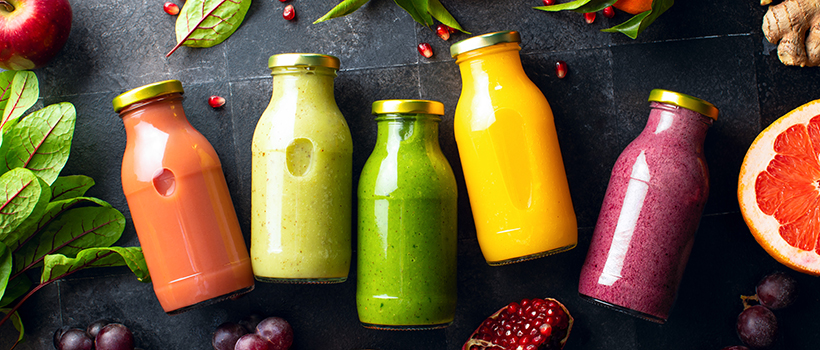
[450, 31, 577, 265]
[251, 53, 353, 283]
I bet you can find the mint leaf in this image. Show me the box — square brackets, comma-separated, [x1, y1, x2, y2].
[0, 168, 50, 242]
[5, 196, 111, 252]
[168, 0, 252, 57]
[42, 247, 150, 284]
[13, 206, 125, 274]
[50, 175, 95, 201]
[314, 0, 371, 24]
[0, 102, 76, 185]
[0, 71, 38, 132]
[601, 0, 674, 39]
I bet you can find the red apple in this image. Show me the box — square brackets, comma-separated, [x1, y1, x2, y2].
[0, 0, 72, 70]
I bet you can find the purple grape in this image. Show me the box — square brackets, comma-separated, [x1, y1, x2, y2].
[756, 272, 797, 310]
[234, 333, 274, 350]
[53, 326, 71, 349]
[95, 323, 135, 350]
[212, 321, 248, 350]
[239, 314, 264, 333]
[87, 319, 110, 339]
[57, 328, 94, 350]
[737, 305, 777, 349]
[256, 317, 293, 350]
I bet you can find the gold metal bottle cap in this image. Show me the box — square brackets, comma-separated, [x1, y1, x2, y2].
[112, 80, 184, 113]
[648, 89, 719, 120]
[372, 100, 445, 115]
[450, 31, 521, 58]
[268, 53, 341, 69]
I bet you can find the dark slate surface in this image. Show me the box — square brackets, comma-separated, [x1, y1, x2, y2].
[1, 0, 818, 349]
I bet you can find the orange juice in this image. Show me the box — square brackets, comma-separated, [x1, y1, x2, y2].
[450, 31, 577, 265]
[114, 80, 254, 314]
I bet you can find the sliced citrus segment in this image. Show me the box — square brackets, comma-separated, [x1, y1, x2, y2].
[739, 99, 820, 275]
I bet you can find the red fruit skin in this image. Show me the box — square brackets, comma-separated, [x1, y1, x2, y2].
[462, 298, 574, 350]
[0, 0, 72, 70]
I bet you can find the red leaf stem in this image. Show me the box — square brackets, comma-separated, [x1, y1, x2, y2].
[166, 0, 230, 57]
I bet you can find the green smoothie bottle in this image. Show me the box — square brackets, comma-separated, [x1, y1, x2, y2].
[357, 100, 458, 330]
[251, 53, 353, 283]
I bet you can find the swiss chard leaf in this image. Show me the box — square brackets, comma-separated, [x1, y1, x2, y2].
[427, 0, 468, 33]
[5, 196, 111, 253]
[0, 308, 24, 346]
[314, 0, 371, 23]
[167, 0, 252, 57]
[0, 276, 30, 308]
[0, 243, 11, 302]
[534, 0, 616, 13]
[0, 102, 76, 185]
[0, 71, 17, 115]
[0, 71, 38, 132]
[0, 168, 50, 242]
[42, 247, 150, 284]
[13, 206, 125, 274]
[601, 0, 674, 39]
[50, 175, 95, 201]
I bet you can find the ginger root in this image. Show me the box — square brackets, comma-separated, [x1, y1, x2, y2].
[763, 0, 820, 67]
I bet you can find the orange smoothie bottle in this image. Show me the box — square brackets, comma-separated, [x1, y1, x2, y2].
[450, 31, 577, 265]
[113, 80, 254, 314]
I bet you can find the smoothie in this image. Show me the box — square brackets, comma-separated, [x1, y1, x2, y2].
[357, 101, 458, 329]
[578, 93, 717, 323]
[116, 84, 254, 314]
[251, 56, 353, 283]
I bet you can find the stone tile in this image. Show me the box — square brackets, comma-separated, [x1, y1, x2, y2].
[755, 37, 820, 128]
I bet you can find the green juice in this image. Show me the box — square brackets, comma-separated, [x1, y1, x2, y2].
[357, 102, 458, 329]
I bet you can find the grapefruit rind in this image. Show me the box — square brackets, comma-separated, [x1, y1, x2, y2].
[738, 99, 820, 276]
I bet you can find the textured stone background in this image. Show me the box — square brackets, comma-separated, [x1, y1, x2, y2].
[1, 0, 819, 349]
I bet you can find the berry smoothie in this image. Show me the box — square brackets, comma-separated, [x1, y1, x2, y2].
[579, 94, 717, 323]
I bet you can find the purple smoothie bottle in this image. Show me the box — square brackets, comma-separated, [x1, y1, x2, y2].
[578, 89, 719, 323]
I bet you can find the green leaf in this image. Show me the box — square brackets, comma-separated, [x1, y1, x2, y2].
[50, 175, 95, 201]
[0, 243, 11, 302]
[4, 196, 111, 252]
[0, 71, 38, 132]
[14, 206, 125, 274]
[0, 276, 30, 308]
[0, 168, 50, 242]
[394, 0, 433, 27]
[0, 71, 17, 114]
[0, 308, 24, 346]
[534, 0, 616, 12]
[167, 0, 252, 57]
[42, 247, 150, 284]
[0, 102, 76, 185]
[314, 0, 371, 24]
[601, 0, 674, 39]
[427, 0, 468, 33]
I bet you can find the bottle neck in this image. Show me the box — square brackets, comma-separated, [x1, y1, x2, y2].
[455, 42, 526, 84]
[118, 93, 190, 133]
[641, 102, 713, 151]
[270, 66, 337, 104]
[374, 114, 442, 151]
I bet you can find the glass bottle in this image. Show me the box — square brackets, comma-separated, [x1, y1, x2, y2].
[251, 53, 353, 283]
[450, 31, 577, 265]
[578, 89, 719, 323]
[357, 100, 458, 330]
[113, 80, 254, 314]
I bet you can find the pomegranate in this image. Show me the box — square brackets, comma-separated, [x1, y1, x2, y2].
[462, 298, 573, 350]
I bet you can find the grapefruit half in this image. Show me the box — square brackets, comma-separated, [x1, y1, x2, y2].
[739, 99, 820, 275]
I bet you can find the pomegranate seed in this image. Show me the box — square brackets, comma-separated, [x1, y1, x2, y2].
[542, 0, 554, 5]
[279, 0, 288, 2]
[208, 95, 226, 108]
[603, 6, 615, 18]
[283, 4, 295, 20]
[417, 42, 433, 58]
[163, 2, 179, 15]
[539, 323, 552, 336]
[436, 24, 451, 41]
[584, 12, 596, 24]
[555, 60, 568, 79]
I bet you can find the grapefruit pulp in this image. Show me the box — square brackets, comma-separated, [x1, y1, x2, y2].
[739, 99, 820, 275]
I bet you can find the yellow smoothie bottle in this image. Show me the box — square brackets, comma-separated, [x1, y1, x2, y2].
[450, 31, 577, 265]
